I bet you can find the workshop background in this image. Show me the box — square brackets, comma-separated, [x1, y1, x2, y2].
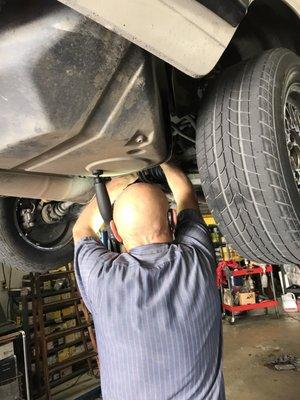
[0, 214, 299, 400]
[0, 0, 300, 399]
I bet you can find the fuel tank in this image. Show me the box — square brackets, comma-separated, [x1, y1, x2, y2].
[0, 0, 169, 178]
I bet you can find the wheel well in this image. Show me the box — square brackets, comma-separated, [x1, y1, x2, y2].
[220, 0, 300, 67]
[171, 0, 300, 116]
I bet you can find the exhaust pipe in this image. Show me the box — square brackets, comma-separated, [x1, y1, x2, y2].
[0, 170, 94, 203]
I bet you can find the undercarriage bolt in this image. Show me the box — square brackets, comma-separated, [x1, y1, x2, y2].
[135, 134, 145, 144]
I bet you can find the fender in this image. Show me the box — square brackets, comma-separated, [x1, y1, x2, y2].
[58, 0, 300, 78]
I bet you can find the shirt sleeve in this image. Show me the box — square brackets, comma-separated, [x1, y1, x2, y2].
[174, 209, 215, 264]
[74, 236, 117, 313]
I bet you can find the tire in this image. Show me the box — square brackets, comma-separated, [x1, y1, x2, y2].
[196, 48, 300, 264]
[0, 197, 74, 273]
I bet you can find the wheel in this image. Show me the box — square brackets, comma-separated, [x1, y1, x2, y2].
[229, 316, 235, 325]
[196, 48, 300, 264]
[0, 197, 75, 272]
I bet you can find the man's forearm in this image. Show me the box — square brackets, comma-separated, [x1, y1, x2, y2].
[161, 163, 200, 215]
[73, 198, 100, 243]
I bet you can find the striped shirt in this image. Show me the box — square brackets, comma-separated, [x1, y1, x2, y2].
[74, 209, 225, 400]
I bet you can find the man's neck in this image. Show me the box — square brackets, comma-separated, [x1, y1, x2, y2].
[124, 233, 173, 252]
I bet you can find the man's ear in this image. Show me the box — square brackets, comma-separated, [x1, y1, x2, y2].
[110, 220, 123, 243]
[168, 208, 178, 232]
[171, 208, 178, 226]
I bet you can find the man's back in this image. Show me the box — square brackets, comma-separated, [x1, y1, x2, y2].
[75, 210, 225, 400]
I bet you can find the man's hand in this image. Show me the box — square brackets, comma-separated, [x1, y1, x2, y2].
[106, 174, 138, 203]
[73, 174, 137, 243]
[161, 163, 200, 216]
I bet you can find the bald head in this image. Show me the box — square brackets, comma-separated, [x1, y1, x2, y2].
[112, 183, 172, 250]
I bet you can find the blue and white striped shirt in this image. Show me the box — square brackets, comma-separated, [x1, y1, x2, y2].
[74, 209, 225, 400]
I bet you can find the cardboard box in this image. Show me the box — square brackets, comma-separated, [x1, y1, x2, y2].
[238, 292, 256, 306]
[47, 341, 54, 351]
[75, 344, 85, 355]
[46, 310, 61, 321]
[44, 294, 61, 304]
[61, 292, 71, 300]
[223, 289, 233, 306]
[58, 348, 70, 363]
[58, 337, 64, 346]
[65, 319, 76, 329]
[47, 354, 57, 366]
[61, 366, 72, 378]
[65, 333, 76, 344]
[0, 342, 14, 360]
[43, 281, 51, 290]
[44, 326, 51, 335]
[53, 372, 60, 381]
[62, 306, 75, 317]
[69, 345, 78, 357]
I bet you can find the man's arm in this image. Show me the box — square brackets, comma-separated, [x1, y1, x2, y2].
[161, 163, 215, 262]
[73, 174, 137, 243]
[161, 163, 200, 217]
[73, 174, 137, 313]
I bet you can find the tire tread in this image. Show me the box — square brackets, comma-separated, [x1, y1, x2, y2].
[197, 48, 300, 264]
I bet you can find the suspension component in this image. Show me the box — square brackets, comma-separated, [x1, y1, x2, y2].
[41, 201, 73, 224]
[138, 166, 168, 186]
[20, 208, 35, 229]
[92, 170, 112, 225]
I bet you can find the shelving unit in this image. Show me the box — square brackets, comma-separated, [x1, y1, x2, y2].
[203, 215, 241, 262]
[0, 330, 30, 400]
[218, 261, 280, 324]
[10, 265, 98, 399]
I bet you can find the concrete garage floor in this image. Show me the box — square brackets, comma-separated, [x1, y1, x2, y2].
[53, 312, 300, 400]
[223, 312, 300, 400]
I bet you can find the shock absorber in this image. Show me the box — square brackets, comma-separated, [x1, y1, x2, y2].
[92, 170, 112, 225]
[92, 170, 119, 252]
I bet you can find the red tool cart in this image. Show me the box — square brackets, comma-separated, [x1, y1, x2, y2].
[217, 260, 280, 324]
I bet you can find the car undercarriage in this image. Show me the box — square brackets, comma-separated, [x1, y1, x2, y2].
[0, 0, 299, 271]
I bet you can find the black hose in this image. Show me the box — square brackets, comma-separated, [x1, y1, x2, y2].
[138, 166, 170, 191]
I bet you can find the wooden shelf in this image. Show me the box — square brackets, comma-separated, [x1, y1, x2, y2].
[14, 267, 98, 399]
[43, 296, 81, 310]
[44, 313, 82, 326]
[46, 323, 91, 341]
[49, 351, 97, 373]
[47, 338, 89, 356]
[39, 270, 74, 281]
[41, 288, 75, 298]
[28, 313, 84, 334]
[49, 367, 90, 389]
[10, 288, 76, 301]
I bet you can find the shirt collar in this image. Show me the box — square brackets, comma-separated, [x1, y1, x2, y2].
[129, 243, 170, 256]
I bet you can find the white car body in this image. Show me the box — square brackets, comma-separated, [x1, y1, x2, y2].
[58, 0, 300, 77]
